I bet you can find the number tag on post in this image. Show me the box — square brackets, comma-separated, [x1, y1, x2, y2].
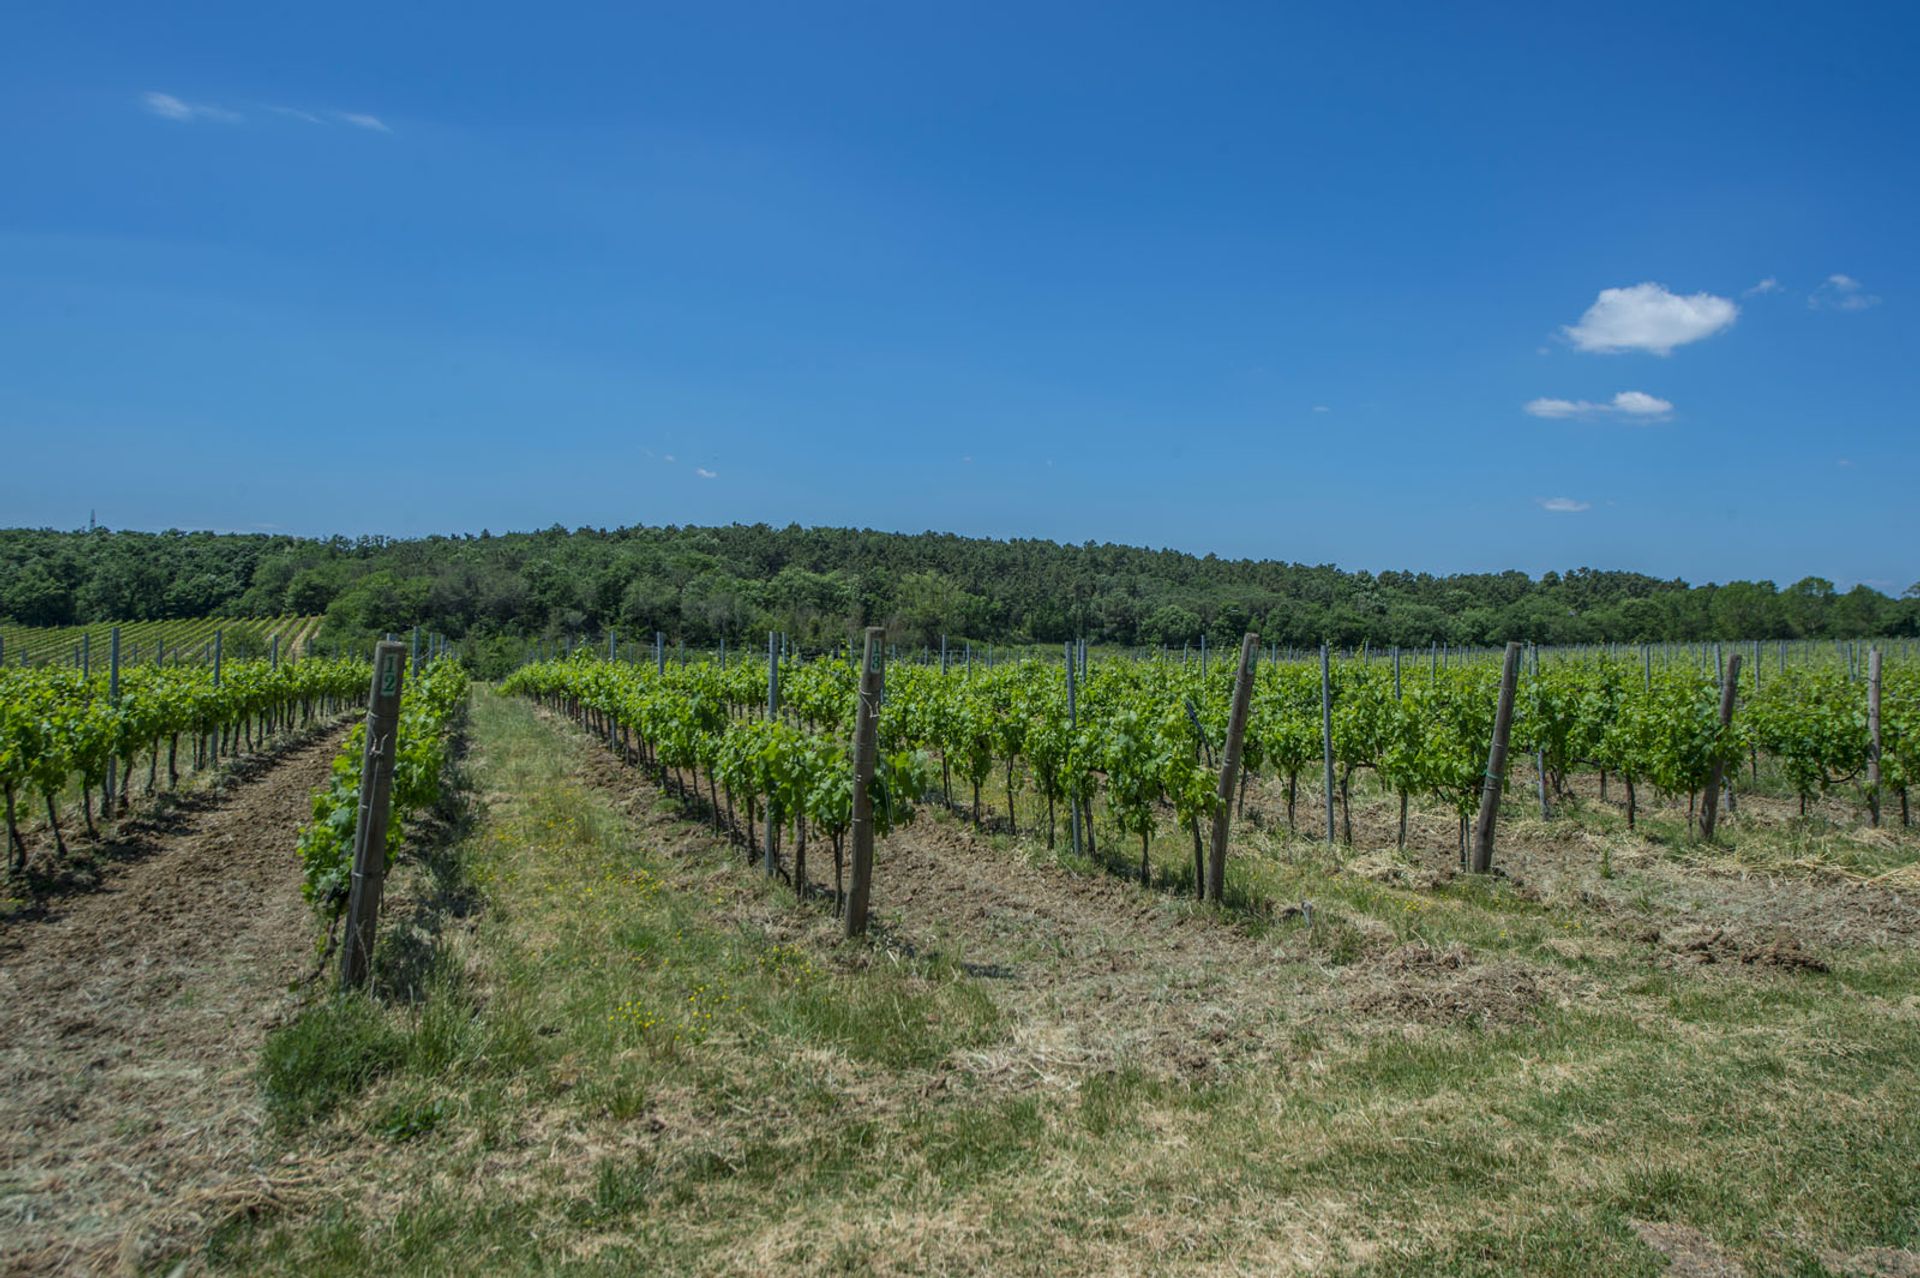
[382, 653, 401, 697]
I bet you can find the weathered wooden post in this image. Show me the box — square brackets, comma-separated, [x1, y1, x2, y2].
[105, 627, 121, 812]
[1699, 654, 1743, 842]
[765, 630, 781, 877]
[1868, 646, 1883, 827]
[1532, 644, 1551, 820]
[1320, 643, 1336, 846]
[845, 627, 885, 938]
[340, 640, 407, 989]
[1067, 640, 1083, 856]
[1206, 633, 1259, 902]
[1469, 642, 1524, 874]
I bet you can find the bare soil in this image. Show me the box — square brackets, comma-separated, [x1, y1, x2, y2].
[0, 727, 345, 1275]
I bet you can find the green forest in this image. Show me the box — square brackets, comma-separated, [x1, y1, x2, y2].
[2, 524, 1913, 651]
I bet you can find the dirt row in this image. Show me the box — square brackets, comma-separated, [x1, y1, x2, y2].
[0, 727, 347, 1276]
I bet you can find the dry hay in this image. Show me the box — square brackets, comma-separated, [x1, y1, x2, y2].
[1647, 926, 1830, 973]
[1346, 941, 1543, 1027]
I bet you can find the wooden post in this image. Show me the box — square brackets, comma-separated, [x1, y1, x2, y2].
[1469, 642, 1524, 873]
[340, 641, 408, 989]
[655, 631, 665, 675]
[1320, 643, 1336, 846]
[1206, 634, 1259, 902]
[271, 634, 280, 669]
[1532, 644, 1551, 820]
[1699, 654, 1742, 842]
[412, 626, 422, 674]
[1392, 647, 1402, 700]
[1868, 646, 1883, 827]
[1067, 641, 1082, 856]
[845, 627, 885, 938]
[105, 627, 121, 811]
[765, 631, 781, 877]
[940, 634, 948, 674]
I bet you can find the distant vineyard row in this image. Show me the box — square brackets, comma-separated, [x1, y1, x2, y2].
[0, 615, 326, 667]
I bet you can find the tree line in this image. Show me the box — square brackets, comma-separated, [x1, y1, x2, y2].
[2, 524, 1914, 654]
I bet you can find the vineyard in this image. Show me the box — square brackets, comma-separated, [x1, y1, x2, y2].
[500, 638, 1915, 906]
[0, 614, 326, 668]
[0, 653, 372, 871]
[6, 624, 1918, 1275]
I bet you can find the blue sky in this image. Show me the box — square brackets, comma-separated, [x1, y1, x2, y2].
[2, 2, 1913, 591]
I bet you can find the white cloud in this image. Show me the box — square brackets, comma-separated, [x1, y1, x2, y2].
[268, 105, 324, 124]
[337, 112, 391, 133]
[1743, 277, 1781, 297]
[1524, 390, 1672, 420]
[1609, 390, 1672, 416]
[662, 454, 675, 463]
[1538, 497, 1591, 513]
[142, 91, 240, 123]
[1562, 282, 1738, 355]
[1311, 405, 1330, 413]
[1811, 274, 1880, 312]
[694, 467, 717, 479]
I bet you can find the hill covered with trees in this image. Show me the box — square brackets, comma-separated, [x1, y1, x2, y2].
[2, 524, 1913, 651]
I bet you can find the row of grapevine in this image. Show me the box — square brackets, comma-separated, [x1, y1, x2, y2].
[296, 658, 472, 915]
[0, 614, 327, 668]
[502, 656, 930, 912]
[511, 639, 1915, 894]
[0, 656, 373, 870]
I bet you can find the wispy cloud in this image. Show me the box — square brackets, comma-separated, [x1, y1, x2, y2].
[1538, 497, 1591, 513]
[1311, 405, 1330, 413]
[1743, 277, 1781, 297]
[1562, 282, 1737, 355]
[1523, 390, 1673, 421]
[142, 91, 241, 124]
[146, 93, 393, 133]
[1810, 274, 1880, 312]
[695, 467, 717, 479]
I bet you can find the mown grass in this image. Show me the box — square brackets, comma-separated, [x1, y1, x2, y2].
[217, 688, 1920, 1276]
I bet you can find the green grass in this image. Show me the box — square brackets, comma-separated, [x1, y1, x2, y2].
[209, 688, 1920, 1276]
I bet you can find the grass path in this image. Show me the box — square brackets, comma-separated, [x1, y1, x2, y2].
[213, 688, 1920, 1276]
